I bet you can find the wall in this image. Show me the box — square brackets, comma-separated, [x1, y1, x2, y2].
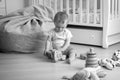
[6, 0, 30, 14]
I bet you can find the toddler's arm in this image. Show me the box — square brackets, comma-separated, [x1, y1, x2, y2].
[46, 33, 53, 52]
[59, 37, 71, 51]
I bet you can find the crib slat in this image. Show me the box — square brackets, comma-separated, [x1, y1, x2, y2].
[110, 0, 112, 19]
[37, 0, 39, 5]
[36, 0, 39, 5]
[100, 0, 103, 26]
[115, 0, 118, 17]
[112, 0, 114, 18]
[32, 0, 35, 5]
[32, 0, 41, 5]
[44, 0, 51, 7]
[94, 0, 97, 24]
[38, 0, 40, 4]
[119, 0, 120, 18]
[66, 0, 69, 14]
[44, 0, 46, 6]
[48, 0, 51, 8]
[49, 0, 51, 8]
[60, 0, 63, 11]
[79, 0, 83, 23]
[54, 0, 57, 13]
[72, 0, 76, 23]
[86, 0, 90, 24]
[40, 0, 44, 5]
[44, 0, 48, 7]
[117, 0, 119, 17]
[114, 0, 116, 17]
[116, 0, 118, 17]
[31, 0, 33, 5]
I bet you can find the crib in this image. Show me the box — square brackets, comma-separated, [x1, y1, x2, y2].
[30, 0, 120, 48]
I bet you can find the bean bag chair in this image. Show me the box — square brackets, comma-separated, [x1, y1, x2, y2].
[0, 5, 54, 54]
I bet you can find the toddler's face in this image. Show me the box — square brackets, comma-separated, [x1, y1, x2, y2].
[54, 19, 68, 32]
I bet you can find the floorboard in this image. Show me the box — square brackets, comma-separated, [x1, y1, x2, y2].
[0, 42, 120, 80]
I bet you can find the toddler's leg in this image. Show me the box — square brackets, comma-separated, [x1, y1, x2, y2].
[67, 50, 76, 64]
[65, 47, 77, 64]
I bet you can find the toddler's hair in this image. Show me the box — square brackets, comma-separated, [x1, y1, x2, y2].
[54, 11, 68, 22]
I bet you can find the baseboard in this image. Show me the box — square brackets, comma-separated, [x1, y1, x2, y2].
[107, 33, 120, 46]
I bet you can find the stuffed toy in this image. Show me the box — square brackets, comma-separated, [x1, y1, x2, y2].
[98, 58, 115, 70]
[98, 50, 120, 70]
[62, 67, 107, 80]
[112, 51, 120, 61]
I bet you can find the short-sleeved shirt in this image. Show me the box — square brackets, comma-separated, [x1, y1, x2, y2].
[49, 29, 72, 49]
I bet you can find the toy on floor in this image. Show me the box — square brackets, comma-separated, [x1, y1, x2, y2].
[62, 66, 107, 80]
[112, 50, 120, 67]
[62, 68, 102, 80]
[85, 48, 106, 78]
[80, 53, 87, 60]
[45, 49, 66, 62]
[79, 48, 97, 61]
[85, 48, 99, 68]
[98, 50, 120, 70]
[62, 48, 107, 80]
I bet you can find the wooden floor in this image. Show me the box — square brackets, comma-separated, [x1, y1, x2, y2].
[0, 42, 120, 80]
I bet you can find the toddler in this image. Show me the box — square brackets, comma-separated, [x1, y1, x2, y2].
[45, 11, 76, 64]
